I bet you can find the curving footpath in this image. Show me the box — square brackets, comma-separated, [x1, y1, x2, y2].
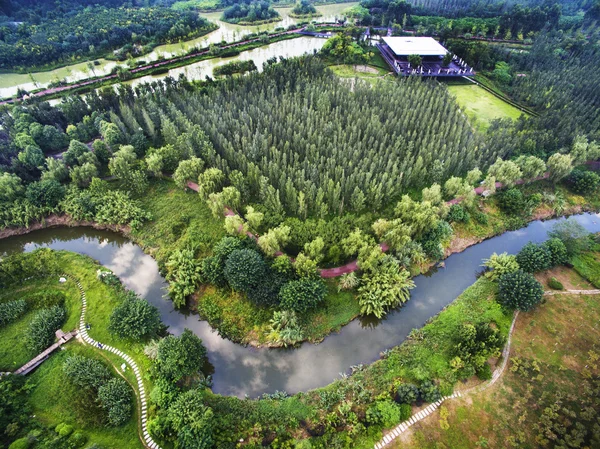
[65, 274, 162, 449]
[373, 310, 519, 449]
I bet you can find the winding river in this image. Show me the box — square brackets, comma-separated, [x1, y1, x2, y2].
[0, 2, 355, 99]
[0, 213, 598, 398]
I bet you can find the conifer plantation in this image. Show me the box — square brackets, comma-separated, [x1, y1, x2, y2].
[119, 57, 486, 216]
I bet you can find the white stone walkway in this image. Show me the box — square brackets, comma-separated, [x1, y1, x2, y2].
[65, 274, 162, 449]
[372, 310, 520, 449]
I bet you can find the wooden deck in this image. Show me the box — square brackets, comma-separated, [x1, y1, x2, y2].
[14, 329, 78, 375]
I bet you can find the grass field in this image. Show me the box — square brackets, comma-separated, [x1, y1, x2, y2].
[391, 266, 600, 449]
[447, 83, 525, 131]
[0, 278, 80, 371]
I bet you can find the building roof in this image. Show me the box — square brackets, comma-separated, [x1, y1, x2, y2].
[382, 37, 448, 56]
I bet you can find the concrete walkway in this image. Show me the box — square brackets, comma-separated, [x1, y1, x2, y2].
[65, 274, 162, 449]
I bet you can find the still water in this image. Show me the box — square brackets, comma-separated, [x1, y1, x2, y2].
[0, 213, 598, 397]
[0, 2, 355, 99]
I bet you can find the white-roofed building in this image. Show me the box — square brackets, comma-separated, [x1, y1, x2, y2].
[377, 36, 475, 77]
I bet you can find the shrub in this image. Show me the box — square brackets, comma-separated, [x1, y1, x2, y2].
[472, 210, 488, 225]
[268, 310, 304, 347]
[55, 423, 74, 437]
[279, 279, 327, 313]
[166, 248, 202, 308]
[566, 169, 600, 193]
[548, 277, 564, 290]
[446, 204, 470, 223]
[516, 242, 552, 273]
[63, 355, 111, 390]
[548, 219, 591, 257]
[454, 322, 504, 374]
[543, 238, 569, 266]
[498, 270, 544, 311]
[224, 248, 266, 293]
[419, 381, 442, 403]
[97, 378, 133, 426]
[497, 188, 525, 215]
[8, 438, 30, 449]
[394, 383, 419, 404]
[109, 291, 161, 340]
[26, 305, 66, 353]
[482, 252, 520, 281]
[358, 262, 415, 318]
[0, 299, 27, 327]
[155, 329, 207, 383]
[366, 400, 402, 427]
[476, 362, 493, 380]
[398, 403, 412, 422]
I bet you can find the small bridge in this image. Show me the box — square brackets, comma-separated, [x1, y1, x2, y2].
[14, 329, 78, 375]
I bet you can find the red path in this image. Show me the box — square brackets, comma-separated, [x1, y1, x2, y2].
[188, 163, 600, 278]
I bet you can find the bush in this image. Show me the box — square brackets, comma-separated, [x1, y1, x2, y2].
[419, 380, 441, 403]
[8, 438, 30, 449]
[566, 169, 600, 193]
[63, 355, 111, 390]
[543, 238, 569, 266]
[26, 305, 66, 353]
[472, 210, 488, 225]
[482, 252, 520, 281]
[476, 362, 493, 380]
[0, 299, 27, 327]
[394, 383, 419, 404]
[398, 403, 412, 422]
[279, 279, 327, 313]
[498, 270, 544, 311]
[109, 291, 161, 340]
[446, 204, 470, 223]
[55, 423, 74, 437]
[497, 188, 525, 215]
[155, 329, 207, 383]
[548, 277, 564, 290]
[366, 400, 402, 428]
[224, 248, 266, 293]
[97, 378, 133, 426]
[516, 242, 552, 273]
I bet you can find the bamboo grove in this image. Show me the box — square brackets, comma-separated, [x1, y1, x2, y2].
[116, 57, 489, 217]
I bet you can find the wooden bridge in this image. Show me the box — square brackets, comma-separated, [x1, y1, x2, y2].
[13, 329, 78, 375]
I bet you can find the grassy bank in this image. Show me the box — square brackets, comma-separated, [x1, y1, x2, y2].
[392, 265, 600, 449]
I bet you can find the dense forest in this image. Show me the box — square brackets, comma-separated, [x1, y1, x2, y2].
[0, 1, 215, 69]
[119, 57, 483, 217]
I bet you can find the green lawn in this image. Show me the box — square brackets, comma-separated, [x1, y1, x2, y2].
[0, 278, 80, 371]
[447, 84, 525, 132]
[571, 251, 600, 288]
[28, 343, 143, 449]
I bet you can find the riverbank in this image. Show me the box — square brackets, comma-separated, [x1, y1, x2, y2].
[0, 178, 598, 349]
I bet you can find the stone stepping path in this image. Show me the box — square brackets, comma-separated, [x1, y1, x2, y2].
[64, 274, 162, 449]
[544, 289, 600, 296]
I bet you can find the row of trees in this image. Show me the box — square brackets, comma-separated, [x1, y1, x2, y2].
[222, 0, 280, 24]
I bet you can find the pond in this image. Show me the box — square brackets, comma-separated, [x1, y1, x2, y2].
[0, 2, 355, 99]
[1, 212, 598, 398]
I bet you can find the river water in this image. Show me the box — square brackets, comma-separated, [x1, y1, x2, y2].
[1, 213, 598, 397]
[0, 2, 355, 99]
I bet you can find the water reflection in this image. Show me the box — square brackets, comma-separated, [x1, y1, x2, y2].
[0, 214, 599, 397]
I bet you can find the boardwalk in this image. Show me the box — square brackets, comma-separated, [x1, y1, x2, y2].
[14, 329, 77, 375]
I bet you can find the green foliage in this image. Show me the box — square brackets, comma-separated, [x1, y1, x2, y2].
[224, 248, 266, 293]
[516, 242, 552, 273]
[26, 305, 66, 353]
[279, 279, 327, 313]
[447, 204, 470, 223]
[97, 378, 133, 427]
[547, 153, 573, 182]
[109, 291, 161, 340]
[357, 262, 415, 318]
[63, 355, 112, 390]
[222, 1, 279, 24]
[453, 322, 504, 377]
[173, 158, 205, 189]
[366, 400, 402, 428]
[25, 179, 66, 208]
[394, 383, 419, 405]
[165, 248, 202, 308]
[482, 252, 520, 281]
[165, 390, 214, 449]
[408, 54, 423, 67]
[548, 277, 564, 290]
[571, 252, 600, 288]
[475, 362, 492, 380]
[419, 380, 442, 403]
[213, 60, 257, 77]
[498, 270, 544, 311]
[543, 238, 568, 266]
[547, 218, 591, 257]
[154, 329, 207, 384]
[487, 158, 522, 188]
[268, 310, 304, 347]
[497, 188, 525, 215]
[0, 300, 28, 327]
[419, 221, 453, 260]
[566, 169, 600, 194]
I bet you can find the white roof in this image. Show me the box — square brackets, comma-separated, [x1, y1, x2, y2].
[382, 37, 448, 56]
